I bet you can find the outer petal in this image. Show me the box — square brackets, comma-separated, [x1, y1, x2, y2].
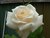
[35, 15, 43, 25]
[12, 18, 27, 23]
[27, 4, 35, 10]
[12, 6, 26, 13]
[6, 11, 14, 24]
[32, 15, 43, 32]
[6, 12, 17, 29]
[18, 23, 32, 31]
[27, 4, 39, 16]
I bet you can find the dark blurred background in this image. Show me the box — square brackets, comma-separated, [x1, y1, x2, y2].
[0, 0, 50, 4]
[0, 0, 50, 38]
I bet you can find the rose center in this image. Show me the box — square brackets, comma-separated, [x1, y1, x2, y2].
[21, 12, 24, 14]
[15, 8, 30, 19]
[15, 7, 33, 22]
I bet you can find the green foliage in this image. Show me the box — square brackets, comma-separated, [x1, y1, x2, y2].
[5, 34, 17, 38]
[5, 34, 10, 38]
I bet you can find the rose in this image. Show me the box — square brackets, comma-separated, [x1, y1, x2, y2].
[6, 4, 44, 38]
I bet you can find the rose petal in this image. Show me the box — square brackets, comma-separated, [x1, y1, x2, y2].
[18, 23, 32, 31]
[35, 15, 43, 25]
[27, 4, 35, 10]
[6, 11, 13, 25]
[12, 6, 26, 13]
[12, 18, 27, 23]
[32, 15, 43, 32]
[27, 4, 39, 16]
[6, 12, 18, 29]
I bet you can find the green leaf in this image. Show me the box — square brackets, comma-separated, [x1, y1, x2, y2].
[28, 26, 43, 38]
[5, 34, 17, 38]
[5, 34, 11, 38]
[11, 35, 17, 38]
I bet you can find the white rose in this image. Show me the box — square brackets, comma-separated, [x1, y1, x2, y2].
[6, 4, 44, 38]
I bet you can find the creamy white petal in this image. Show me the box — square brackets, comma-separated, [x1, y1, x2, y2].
[27, 4, 39, 16]
[12, 6, 26, 13]
[32, 15, 43, 32]
[12, 18, 27, 23]
[6, 11, 13, 25]
[6, 21, 18, 29]
[12, 7, 18, 13]
[35, 15, 43, 25]
[6, 11, 17, 29]
[18, 23, 32, 31]
[27, 4, 35, 10]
